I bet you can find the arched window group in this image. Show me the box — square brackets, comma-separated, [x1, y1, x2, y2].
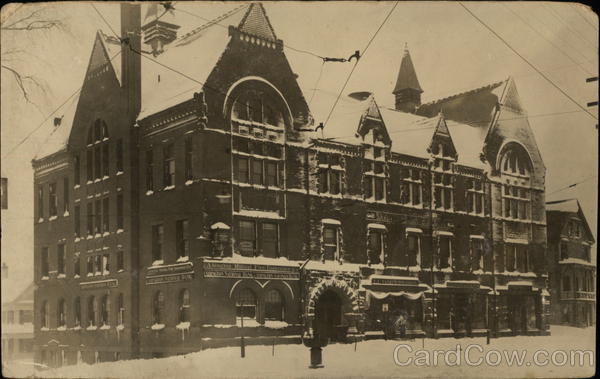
[232, 90, 284, 127]
[264, 289, 285, 321]
[234, 287, 286, 323]
[500, 143, 533, 221]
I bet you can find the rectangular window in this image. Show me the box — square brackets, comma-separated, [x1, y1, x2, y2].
[163, 143, 175, 188]
[262, 222, 278, 258]
[319, 170, 328, 193]
[365, 177, 373, 198]
[239, 220, 256, 256]
[102, 254, 110, 275]
[560, 242, 568, 260]
[368, 230, 383, 264]
[87, 203, 93, 236]
[74, 155, 81, 186]
[117, 250, 124, 271]
[95, 200, 101, 234]
[152, 224, 164, 263]
[516, 245, 528, 273]
[102, 198, 109, 233]
[407, 233, 420, 266]
[438, 236, 452, 269]
[176, 220, 189, 258]
[117, 194, 124, 230]
[330, 171, 341, 195]
[38, 185, 44, 219]
[146, 150, 154, 191]
[87, 256, 94, 276]
[116, 139, 124, 173]
[374, 178, 384, 201]
[41, 247, 49, 277]
[95, 145, 101, 179]
[266, 162, 278, 187]
[74, 252, 81, 277]
[238, 157, 249, 183]
[94, 255, 102, 275]
[57, 244, 66, 275]
[102, 143, 109, 177]
[87, 150, 93, 182]
[252, 159, 263, 185]
[471, 238, 484, 271]
[505, 244, 516, 272]
[49, 182, 57, 217]
[323, 226, 340, 261]
[185, 136, 193, 181]
[63, 177, 70, 214]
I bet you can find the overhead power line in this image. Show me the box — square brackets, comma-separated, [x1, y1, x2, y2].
[570, 3, 598, 32]
[458, 2, 598, 122]
[90, 3, 119, 39]
[323, 1, 399, 128]
[546, 175, 597, 196]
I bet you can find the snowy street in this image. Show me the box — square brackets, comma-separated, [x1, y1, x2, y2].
[5, 326, 594, 378]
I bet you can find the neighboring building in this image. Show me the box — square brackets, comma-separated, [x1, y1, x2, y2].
[546, 198, 596, 327]
[1, 263, 35, 363]
[32, 3, 550, 365]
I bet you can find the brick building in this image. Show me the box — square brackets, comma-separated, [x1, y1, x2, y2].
[32, 3, 550, 365]
[546, 199, 596, 327]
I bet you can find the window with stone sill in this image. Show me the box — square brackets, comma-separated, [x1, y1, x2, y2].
[560, 241, 568, 260]
[37, 184, 44, 220]
[235, 288, 257, 320]
[74, 297, 81, 327]
[41, 247, 49, 277]
[433, 173, 453, 210]
[466, 179, 484, 215]
[503, 185, 530, 220]
[49, 182, 58, 217]
[88, 296, 97, 327]
[152, 224, 164, 263]
[505, 243, 529, 273]
[437, 235, 453, 270]
[153, 291, 164, 325]
[57, 298, 66, 328]
[367, 228, 385, 265]
[264, 289, 285, 321]
[57, 244, 66, 275]
[163, 143, 175, 189]
[318, 153, 343, 195]
[470, 238, 484, 272]
[400, 168, 422, 206]
[179, 289, 190, 324]
[117, 293, 125, 325]
[322, 224, 341, 261]
[232, 90, 284, 128]
[41, 301, 49, 329]
[406, 232, 421, 267]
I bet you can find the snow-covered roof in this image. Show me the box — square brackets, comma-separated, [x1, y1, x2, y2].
[546, 198, 579, 213]
[33, 91, 80, 160]
[558, 257, 596, 267]
[381, 108, 435, 158]
[1, 279, 34, 306]
[138, 3, 248, 119]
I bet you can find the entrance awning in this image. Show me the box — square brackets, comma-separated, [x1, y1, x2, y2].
[367, 289, 424, 301]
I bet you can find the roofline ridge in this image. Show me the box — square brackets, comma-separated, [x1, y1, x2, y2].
[420, 79, 507, 107]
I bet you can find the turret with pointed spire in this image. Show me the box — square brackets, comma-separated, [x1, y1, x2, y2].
[393, 44, 423, 113]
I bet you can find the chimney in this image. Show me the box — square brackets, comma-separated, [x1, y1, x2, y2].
[142, 3, 180, 56]
[121, 3, 142, 123]
[393, 44, 423, 113]
[1, 262, 7, 279]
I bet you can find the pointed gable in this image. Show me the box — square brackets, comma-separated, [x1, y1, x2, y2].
[85, 31, 122, 86]
[393, 46, 422, 94]
[238, 3, 277, 41]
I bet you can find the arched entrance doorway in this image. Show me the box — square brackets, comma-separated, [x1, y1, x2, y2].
[314, 290, 343, 341]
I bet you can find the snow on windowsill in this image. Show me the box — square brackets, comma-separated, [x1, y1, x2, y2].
[86, 326, 98, 331]
[116, 228, 124, 234]
[40, 327, 49, 331]
[75, 237, 81, 242]
[57, 273, 66, 279]
[57, 325, 67, 331]
[72, 325, 81, 331]
[87, 273, 93, 277]
[152, 260, 164, 266]
[63, 211, 70, 217]
[117, 324, 125, 331]
[41, 276, 49, 280]
[176, 322, 190, 330]
[185, 180, 194, 186]
[176, 256, 189, 263]
[94, 179, 101, 183]
[146, 190, 154, 196]
[264, 320, 288, 329]
[87, 235, 94, 240]
[163, 185, 175, 191]
[74, 274, 80, 279]
[116, 171, 124, 176]
[38, 218, 44, 223]
[49, 215, 58, 221]
[100, 324, 111, 330]
[87, 180, 93, 185]
[103, 231, 110, 237]
[202, 324, 236, 329]
[236, 319, 261, 328]
[74, 184, 80, 189]
[95, 233, 102, 238]
[151, 323, 165, 330]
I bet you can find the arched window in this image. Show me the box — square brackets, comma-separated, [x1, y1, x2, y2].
[152, 291, 164, 324]
[500, 143, 532, 221]
[117, 293, 125, 325]
[179, 289, 190, 323]
[264, 289, 285, 321]
[232, 90, 284, 127]
[88, 296, 96, 327]
[57, 298, 66, 327]
[74, 297, 81, 327]
[100, 295, 110, 326]
[235, 288, 257, 320]
[41, 301, 49, 328]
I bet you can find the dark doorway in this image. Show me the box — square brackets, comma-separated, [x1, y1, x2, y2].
[314, 290, 343, 342]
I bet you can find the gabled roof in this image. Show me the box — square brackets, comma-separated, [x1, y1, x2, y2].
[1, 279, 34, 306]
[138, 3, 249, 119]
[546, 198, 596, 244]
[393, 46, 422, 94]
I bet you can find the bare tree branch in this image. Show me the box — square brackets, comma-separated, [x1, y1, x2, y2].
[1, 64, 46, 114]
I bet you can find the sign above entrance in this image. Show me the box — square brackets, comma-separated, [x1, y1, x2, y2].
[80, 279, 118, 290]
[203, 261, 299, 280]
[145, 262, 194, 285]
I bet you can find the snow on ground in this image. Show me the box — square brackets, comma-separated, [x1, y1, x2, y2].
[4, 326, 595, 378]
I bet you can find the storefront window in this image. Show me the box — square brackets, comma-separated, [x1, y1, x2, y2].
[236, 288, 257, 320]
[323, 225, 340, 261]
[264, 289, 284, 321]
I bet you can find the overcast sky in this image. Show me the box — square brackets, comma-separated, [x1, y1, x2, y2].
[1, 2, 597, 284]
